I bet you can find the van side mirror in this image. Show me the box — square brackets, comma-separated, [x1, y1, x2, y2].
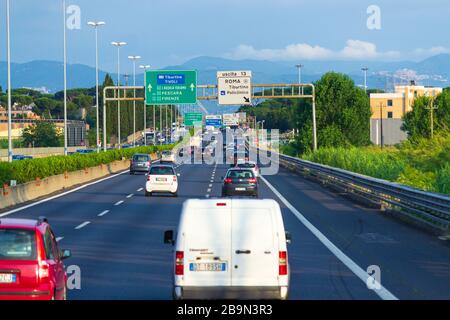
[285, 232, 292, 245]
[164, 230, 175, 245]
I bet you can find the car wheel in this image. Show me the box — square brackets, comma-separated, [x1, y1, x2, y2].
[145, 191, 151, 197]
[130, 171, 134, 175]
[173, 192, 178, 198]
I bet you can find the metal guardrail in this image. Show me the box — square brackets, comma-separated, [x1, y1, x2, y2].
[277, 153, 450, 231]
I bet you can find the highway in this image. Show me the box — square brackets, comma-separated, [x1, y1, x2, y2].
[1, 160, 449, 300]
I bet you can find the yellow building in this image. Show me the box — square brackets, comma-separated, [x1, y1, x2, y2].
[370, 82, 443, 120]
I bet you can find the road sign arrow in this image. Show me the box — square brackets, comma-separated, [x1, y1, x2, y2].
[244, 97, 250, 103]
[190, 83, 195, 92]
[148, 84, 153, 92]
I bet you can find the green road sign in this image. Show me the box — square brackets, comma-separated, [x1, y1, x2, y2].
[145, 70, 197, 105]
[184, 112, 203, 126]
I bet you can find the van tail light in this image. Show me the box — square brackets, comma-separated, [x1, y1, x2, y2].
[173, 175, 177, 182]
[146, 161, 150, 167]
[175, 251, 184, 275]
[248, 178, 257, 184]
[147, 175, 151, 182]
[38, 260, 50, 282]
[279, 251, 287, 276]
[224, 178, 232, 184]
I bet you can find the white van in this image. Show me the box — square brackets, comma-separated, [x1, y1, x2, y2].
[164, 199, 291, 300]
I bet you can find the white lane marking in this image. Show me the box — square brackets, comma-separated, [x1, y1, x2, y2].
[137, 188, 143, 192]
[210, 180, 214, 183]
[126, 194, 134, 199]
[56, 237, 64, 242]
[209, 184, 213, 188]
[75, 221, 91, 230]
[207, 188, 212, 192]
[0, 169, 131, 218]
[98, 210, 110, 217]
[114, 200, 124, 206]
[205, 194, 210, 198]
[260, 176, 399, 301]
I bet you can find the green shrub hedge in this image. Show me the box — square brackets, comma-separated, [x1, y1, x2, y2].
[0, 145, 173, 186]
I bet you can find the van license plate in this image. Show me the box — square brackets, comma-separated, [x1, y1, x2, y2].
[189, 263, 226, 272]
[0, 274, 16, 284]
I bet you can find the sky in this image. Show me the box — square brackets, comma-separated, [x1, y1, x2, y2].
[0, 0, 449, 74]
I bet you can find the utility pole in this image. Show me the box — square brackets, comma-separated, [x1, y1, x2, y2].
[295, 64, 304, 95]
[139, 65, 150, 145]
[87, 21, 106, 153]
[128, 56, 141, 147]
[111, 41, 127, 149]
[63, 0, 68, 155]
[426, 94, 438, 139]
[6, 0, 12, 162]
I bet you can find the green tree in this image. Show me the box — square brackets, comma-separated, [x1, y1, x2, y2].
[22, 122, 62, 147]
[402, 91, 450, 139]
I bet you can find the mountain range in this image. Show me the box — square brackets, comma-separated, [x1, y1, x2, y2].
[1, 54, 449, 98]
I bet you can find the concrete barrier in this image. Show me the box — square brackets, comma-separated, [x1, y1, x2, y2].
[0, 153, 158, 211]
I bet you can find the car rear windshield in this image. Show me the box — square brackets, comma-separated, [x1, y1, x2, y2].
[150, 166, 175, 175]
[227, 170, 255, 179]
[237, 163, 256, 168]
[0, 229, 36, 260]
[162, 151, 172, 155]
[133, 155, 149, 162]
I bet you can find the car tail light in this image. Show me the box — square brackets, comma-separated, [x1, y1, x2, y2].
[279, 251, 288, 275]
[146, 161, 150, 166]
[224, 178, 232, 184]
[249, 178, 257, 184]
[216, 202, 227, 206]
[147, 175, 151, 181]
[175, 251, 184, 275]
[38, 260, 50, 282]
[173, 176, 177, 182]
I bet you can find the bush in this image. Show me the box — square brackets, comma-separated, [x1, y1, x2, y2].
[296, 132, 450, 196]
[0, 145, 173, 186]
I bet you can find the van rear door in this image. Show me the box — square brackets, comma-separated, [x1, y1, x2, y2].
[182, 200, 232, 287]
[231, 201, 279, 286]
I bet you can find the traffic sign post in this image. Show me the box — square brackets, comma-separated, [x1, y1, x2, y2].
[184, 112, 203, 126]
[217, 71, 252, 105]
[145, 70, 197, 105]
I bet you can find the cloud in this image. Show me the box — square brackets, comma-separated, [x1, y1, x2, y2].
[225, 40, 402, 61]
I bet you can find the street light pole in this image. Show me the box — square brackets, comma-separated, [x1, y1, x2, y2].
[87, 21, 106, 153]
[425, 92, 438, 139]
[296, 64, 304, 95]
[139, 65, 150, 145]
[362, 67, 369, 93]
[128, 56, 141, 147]
[63, 0, 68, 155]
[6, 0, 12, 162]
[111, 41, 127, 149]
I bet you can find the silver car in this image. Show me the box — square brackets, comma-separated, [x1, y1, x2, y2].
[130, 153, 152, 174]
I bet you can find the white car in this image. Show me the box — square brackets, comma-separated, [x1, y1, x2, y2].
[145, 165, 179, 197]
[234, 161, 260, 178]
[164, 199, 291, 300]
[161, 150, 176, 163]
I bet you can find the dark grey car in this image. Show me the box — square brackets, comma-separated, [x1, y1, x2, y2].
[221, 168, 258, 197]
[130, 154, 152, 174]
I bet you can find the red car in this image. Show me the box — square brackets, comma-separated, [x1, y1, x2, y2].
[0, 217, 71, 300]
